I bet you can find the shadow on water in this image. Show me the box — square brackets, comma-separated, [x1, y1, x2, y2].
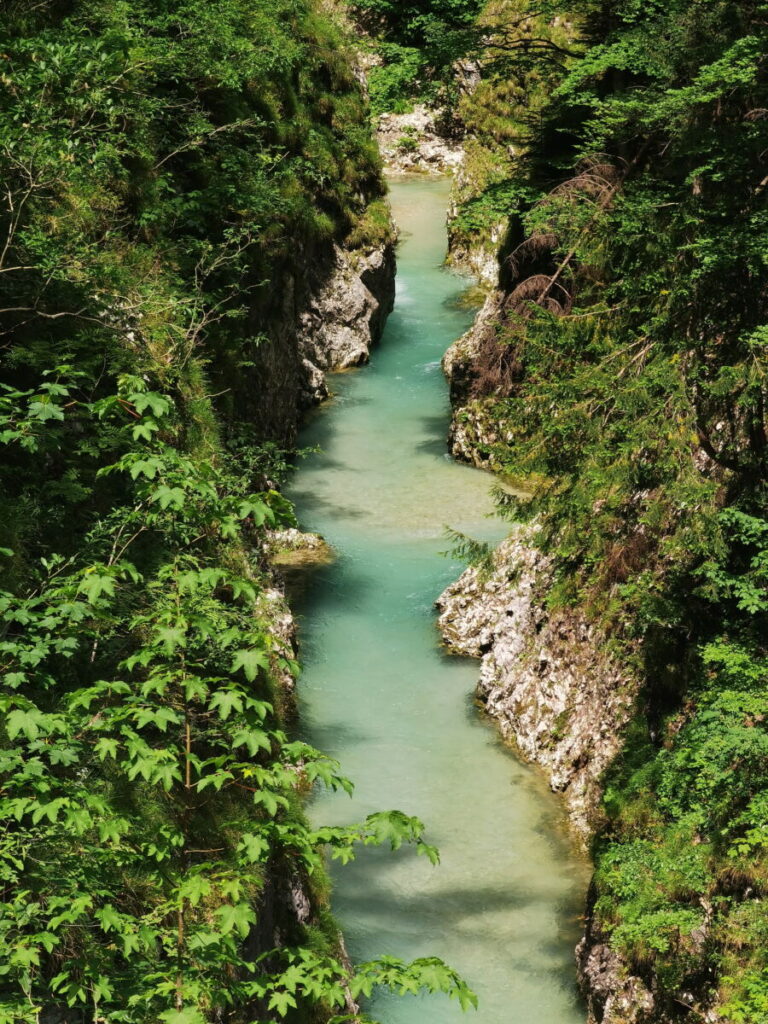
[288, 573, 376, 634]
[340, 871, 543, 920]
[297, 714, 372, 755]
[290, 490, 369, 524]
[412, 413, 454, 457]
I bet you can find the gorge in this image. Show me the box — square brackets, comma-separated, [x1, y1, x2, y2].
[288, 176, 589, 1022]
[1, 1, 767, 1022]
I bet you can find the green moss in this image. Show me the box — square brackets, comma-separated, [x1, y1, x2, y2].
[344, 197, 394, 251]
[549, 708, 572, 745]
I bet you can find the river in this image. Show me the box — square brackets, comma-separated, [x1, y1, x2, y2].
[287, 177, 588, 1023]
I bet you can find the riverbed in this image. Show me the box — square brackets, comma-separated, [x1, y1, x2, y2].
[288, 177, 588, 1023]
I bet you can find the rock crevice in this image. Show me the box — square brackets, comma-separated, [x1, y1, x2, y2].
[441, 290, 510, 468]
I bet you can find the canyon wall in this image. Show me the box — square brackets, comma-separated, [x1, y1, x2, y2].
[244, 233, 396, 444]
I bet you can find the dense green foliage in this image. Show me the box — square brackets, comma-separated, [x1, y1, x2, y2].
[0, 1, 477, 1020]
[455, 0, 768, 1017]
[346, 0, 485, 114]
[351, 0, 482, 47]
[0, 375, 473, 1022]
[447, 0, 577, 262]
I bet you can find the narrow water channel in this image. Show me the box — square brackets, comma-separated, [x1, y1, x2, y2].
[288, 178, 588, 1023]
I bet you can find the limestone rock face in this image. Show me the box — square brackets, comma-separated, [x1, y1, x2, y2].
[241, 234, 395, 444]
[441, 291, 491, 407]
[441, 291, 508, 468]
[298, 241, 395, 377]
[446, 166, 506, 284]
[437, 532, 636, 838]
[576, 935, 657, 1024]
[257, 584, 300, 695]
[576, 898, 720, 1024]
[448, 232, 502, 285]
[377, 106, 465, 175]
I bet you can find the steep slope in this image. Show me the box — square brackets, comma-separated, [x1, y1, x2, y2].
[438, 1, 768, 1020]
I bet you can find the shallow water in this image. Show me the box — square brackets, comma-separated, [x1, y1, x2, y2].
[287, 177, 588, 1023]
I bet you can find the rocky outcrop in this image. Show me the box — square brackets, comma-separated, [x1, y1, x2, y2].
[576, 901, 719, 1024]
[441, 291, 508, 467]
[441, 292, 490, 402]
[248, 860, 358, 1020]
[258, 582, 302, 697]
[576, 926, 657, 1024]
[447, 226, 503, 285]
[269, 527, 332, 559]
[298, 241, 396, 387]
[243, 231, 395, 444]
[437, 530, 658, 1021]
[437, 531, 637, 839]
[268, 528, 335, 606]
[446, 165, 506, 284]
[577, 909, 663, 1019]
[446, 398, 504, 468]
[377, 106, 465, 175]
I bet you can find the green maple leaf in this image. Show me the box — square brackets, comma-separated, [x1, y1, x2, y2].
[208, 689, 244, 720]
[151, 484, 186, 510]
[7, 708, 42, 741]
[78, 572, 116, 604]
[155, 625, 187, 655]
[267, 990, 298, 1017]
[217, 901, 256, 937]
[159, 1010, 206, 1024]
[131, 391, 172, 419]
[231, 648, 269, 682]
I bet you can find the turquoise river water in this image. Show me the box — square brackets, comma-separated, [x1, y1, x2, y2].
[288, 177, 588, 1023]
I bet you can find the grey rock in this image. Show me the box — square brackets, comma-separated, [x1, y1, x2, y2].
[447, 165, 506, 283]
[442, 290, 509, 467]
[298, 242, 395, 373]
[256, 585, 300, 694]
[242, 230, 395, 445]
[577, 936, 656, 1024]
[437, 531, 636, 839]
[377, 106, 465, 175]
